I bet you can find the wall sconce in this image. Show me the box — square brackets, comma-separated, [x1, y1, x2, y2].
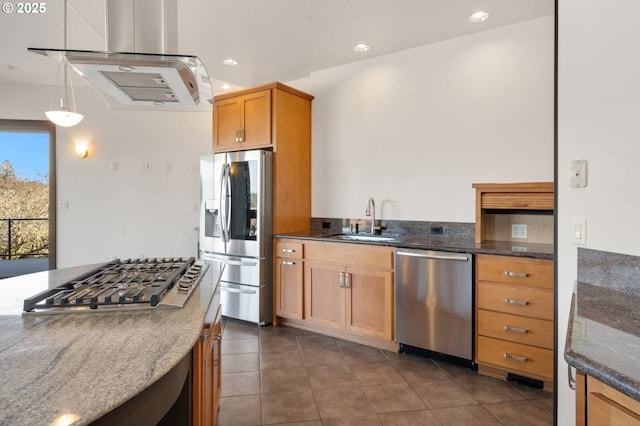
[74, 140, 89, 159]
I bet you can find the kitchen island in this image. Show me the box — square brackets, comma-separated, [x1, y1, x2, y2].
[0, 261, 222, 426]
[565, 282, 640, 400]
[564, 248, 640, 424]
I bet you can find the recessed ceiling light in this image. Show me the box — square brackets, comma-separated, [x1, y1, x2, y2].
[222, 58, 238, 66]
[467, 11, 490, 23]
[353, 44, 371, 52]
[222, 83, 230, 90]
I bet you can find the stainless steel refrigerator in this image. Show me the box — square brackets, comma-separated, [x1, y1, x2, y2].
[199, 150, 273, 325]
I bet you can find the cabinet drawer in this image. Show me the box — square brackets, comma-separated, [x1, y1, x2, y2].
[477, 336, 553, 380]
[305, 241, 394, 270]
[477, 309, 553, 349]
[477, 282, 553, 320]
[275, 241, 303, 259]
[476, 255, 553, 290]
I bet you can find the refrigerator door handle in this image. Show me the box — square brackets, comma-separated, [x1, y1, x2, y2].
[202, 253, 258, 267]
[220, 284, 257, 295]
[220, 163, 231, 243]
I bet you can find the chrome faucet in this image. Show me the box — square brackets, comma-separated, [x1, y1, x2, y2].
[365, 197, 381, 235]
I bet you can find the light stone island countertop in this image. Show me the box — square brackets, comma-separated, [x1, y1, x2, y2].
[0, 261, 222, 426]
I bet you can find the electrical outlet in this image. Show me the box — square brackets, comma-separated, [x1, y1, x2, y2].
[512, 224, 528, 239]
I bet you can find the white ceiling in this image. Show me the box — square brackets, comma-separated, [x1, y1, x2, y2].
[0, 0, 553, 95]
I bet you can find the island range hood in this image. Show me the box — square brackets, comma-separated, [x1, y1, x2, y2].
[28, 0, 213, 112]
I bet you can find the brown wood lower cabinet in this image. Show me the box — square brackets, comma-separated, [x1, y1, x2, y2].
[275, 240, 304, 320]
[475, 254, 554, 389]
[304, 261, 393, 340]
[193, 304, 222, 426]
[576, 371, 640, 425]
[273, 238, 395, 347]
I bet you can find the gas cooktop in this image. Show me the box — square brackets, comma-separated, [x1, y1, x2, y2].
[23, 257, 208, 315]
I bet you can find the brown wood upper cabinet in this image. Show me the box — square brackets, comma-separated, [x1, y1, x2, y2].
[213, 82, 314, 235]
[472, 182, 554, 244]
[214, 89, 271, 150]
[213, 82, 314, 153]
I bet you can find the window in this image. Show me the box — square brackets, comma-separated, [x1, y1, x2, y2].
[0, 120, 56, 277]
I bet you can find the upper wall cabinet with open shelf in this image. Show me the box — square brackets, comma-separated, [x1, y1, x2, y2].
[472, 182, 554, 245]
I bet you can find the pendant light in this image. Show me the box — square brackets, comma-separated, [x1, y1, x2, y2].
[45, 0, 83, 127]
[45, 59, 83, 127]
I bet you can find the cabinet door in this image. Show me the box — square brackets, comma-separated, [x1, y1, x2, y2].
[587, 376, 640, 426]
[304, 261, 345, 329]
[345, 266, 394, 340]
[212, 308, 222, 426]
[275, 257, 304, 319]
[214, 90, 272, 151]
[242, 90, 271, 147]
[215, 96, 244, 149]
[192, 326, 209, 426]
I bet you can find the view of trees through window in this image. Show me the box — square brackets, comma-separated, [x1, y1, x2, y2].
[0, 129, 50, 271]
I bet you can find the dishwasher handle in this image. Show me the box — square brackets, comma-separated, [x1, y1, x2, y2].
[397, 251, 469, 262]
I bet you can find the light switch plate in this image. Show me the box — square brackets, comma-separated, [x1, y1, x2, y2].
[572, 217, 586, 245]
[570, 159, 588, 188]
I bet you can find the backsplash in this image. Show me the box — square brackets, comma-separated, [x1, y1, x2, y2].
[310, 218, 475, 241]
[578, 247, 640, 297]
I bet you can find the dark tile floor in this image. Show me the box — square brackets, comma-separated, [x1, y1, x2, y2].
[218, 318, 554, 426]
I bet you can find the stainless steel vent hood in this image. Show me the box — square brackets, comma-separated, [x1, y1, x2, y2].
[28, 0, 213, 112]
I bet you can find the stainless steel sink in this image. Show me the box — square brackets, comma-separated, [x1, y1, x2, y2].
[336, 234, 397, 242]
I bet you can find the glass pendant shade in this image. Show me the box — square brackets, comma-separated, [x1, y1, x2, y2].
[46, 60, 83, 127]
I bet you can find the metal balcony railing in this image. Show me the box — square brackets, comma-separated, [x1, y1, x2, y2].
[0, 218, 49, 260]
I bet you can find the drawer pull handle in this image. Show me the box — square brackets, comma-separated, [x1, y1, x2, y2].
[282, 248, 295, 253]
[339, 272, 345, 288]
[504, 298, 529, 306]
[504, 353, 528, 363]
[282, 261, 295, 266]
[504, 271, 528, 278]
[504, 325, 528, 334]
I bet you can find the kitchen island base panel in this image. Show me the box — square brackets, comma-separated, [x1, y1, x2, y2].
[91, 351, 192, 425]
[278, 318, 399, 353]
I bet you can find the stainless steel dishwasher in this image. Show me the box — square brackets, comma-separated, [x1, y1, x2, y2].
[395, 248, 473, 367]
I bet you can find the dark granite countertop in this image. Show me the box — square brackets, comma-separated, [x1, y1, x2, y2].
[275, 230, 554, 260]
[564, 281, 640, 401]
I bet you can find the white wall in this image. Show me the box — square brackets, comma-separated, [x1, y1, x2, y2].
[291, 16, 555, 222]
[557, 1, 640, 424]
[0, 83, 212, 267]
[1, 18, 554, 269]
